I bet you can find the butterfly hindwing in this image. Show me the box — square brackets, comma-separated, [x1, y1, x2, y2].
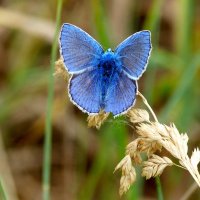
[69, 69, 102, 114]
[104, 72, 138, 116]
[115, 31, 152, 80]
[59, 23, 103, 74]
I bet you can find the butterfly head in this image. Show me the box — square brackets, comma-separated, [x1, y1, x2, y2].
[101, 49, 115, 62]
[106, 48, 113, 53]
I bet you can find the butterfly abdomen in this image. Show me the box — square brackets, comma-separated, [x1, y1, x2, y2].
[98, 51, 122, 108]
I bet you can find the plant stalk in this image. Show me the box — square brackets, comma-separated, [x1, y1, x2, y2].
[138, 91, 164, 200]
[42, 1, 63, 200]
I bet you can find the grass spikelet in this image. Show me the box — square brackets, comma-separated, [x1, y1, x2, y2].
[125, 139, 142, 164]
[127, 108, 150, 123]
[142, 155, 173, 179]
[191, 148, 200, 171]
[115, 92, 200, 195]
[87, 110, 109, 129]
[126, 138, 162, 161]
[114, 155, 136, 196]
[54, 58, 69, 80]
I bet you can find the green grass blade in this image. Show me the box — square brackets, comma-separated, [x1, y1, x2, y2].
[143, 0, 164, 103]
[155, 177, 164, 200]
[174, 0, 194, 60]
[175, 87, 196, 131]
[143, 0, 163, 36]
[90, 0, 110, 48]
[127, 167, 143, 200]
[159, 53, 200, 122]
[159, 0, 196, 122]
[0, 179, 8, 200]
[151, 48, 183, 70]
[42, 1, 63, 200]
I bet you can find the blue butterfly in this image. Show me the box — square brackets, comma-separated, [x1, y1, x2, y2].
[59, 23, 152, 116]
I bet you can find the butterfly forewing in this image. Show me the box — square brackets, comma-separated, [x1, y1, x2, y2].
[59, 23, 103, 74]
[115, 31, 152, 80]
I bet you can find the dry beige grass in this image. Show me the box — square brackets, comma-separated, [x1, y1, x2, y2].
[114, 155, 136, 196]
[142, 155, 173, 179]
[54, 58, 69, 81]
[87, 111, 110, 129]
[115, 93, 200, 196]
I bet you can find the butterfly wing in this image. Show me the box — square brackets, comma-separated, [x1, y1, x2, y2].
[115, 31, 152, 80]
[59, 23, 104, 74]
[104, 72, 137, 116]
[69, 68, 102, 114]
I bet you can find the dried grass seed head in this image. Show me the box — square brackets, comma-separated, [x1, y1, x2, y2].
[114, 155, 136, 196]
[142, 155, 173, 179]
[54, 58, 69, 80]
[127, 108, 150, 124]
[87, 110, 109, 129]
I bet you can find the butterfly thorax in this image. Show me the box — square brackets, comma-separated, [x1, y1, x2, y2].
[98, 50, 122, 76]
[98, 50, 122, 108]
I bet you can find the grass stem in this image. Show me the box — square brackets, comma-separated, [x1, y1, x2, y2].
[155, 177, 164, 200]
[138, 92, 158, 122]
[0, 179, 8, 200]
[42, 1, 63, 200]
[138, 91, 164, 200]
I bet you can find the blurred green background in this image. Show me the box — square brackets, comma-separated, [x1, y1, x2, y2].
[0, 0, 200, 200]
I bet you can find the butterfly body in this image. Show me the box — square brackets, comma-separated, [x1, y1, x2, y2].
[98, 49, 122, 108]
[59, 23, 152, 116]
